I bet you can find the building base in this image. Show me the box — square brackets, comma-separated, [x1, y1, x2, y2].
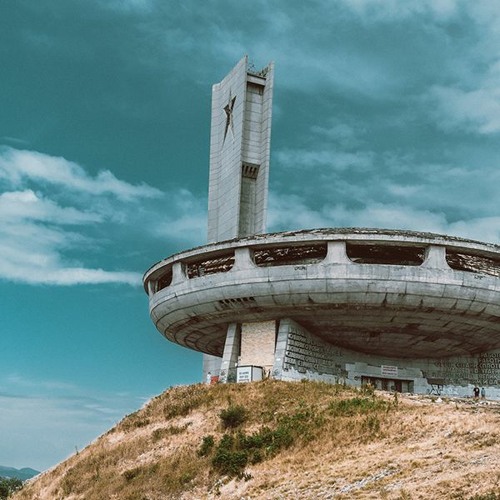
[204, 318, 500, 400]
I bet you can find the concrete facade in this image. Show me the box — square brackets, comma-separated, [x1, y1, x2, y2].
[207, 55, 273, 243]
[144, 58, 500, 399]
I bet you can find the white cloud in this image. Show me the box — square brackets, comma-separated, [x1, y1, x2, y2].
[152, 188, 207, 247]
[448, 216, 500, 244]
[104, 0, 154, 13]
[0, 147, 161, 200]
[429, 85, 500, 134]
[0, 148, 163, 286]
[269, 192, 500, 245]
[0, 214, 142, 285]
[326, 203, 449, 233]
[268, 193, 331, 231]
[310, 122, 363, 147]
[0, 190, 102, 224]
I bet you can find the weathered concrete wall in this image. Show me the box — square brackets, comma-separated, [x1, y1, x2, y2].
[273, 318, 500, 399]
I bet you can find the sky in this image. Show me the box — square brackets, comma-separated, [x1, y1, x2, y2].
[1, 0, 500, 471]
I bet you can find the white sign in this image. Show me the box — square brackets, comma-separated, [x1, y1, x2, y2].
[381, 365, 398, 377]
[237, 366, 252, 383]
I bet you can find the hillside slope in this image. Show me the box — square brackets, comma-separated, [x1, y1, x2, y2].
[15, 380, 500, 499]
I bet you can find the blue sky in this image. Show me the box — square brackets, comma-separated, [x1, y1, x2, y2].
[1, 0, 499, 471]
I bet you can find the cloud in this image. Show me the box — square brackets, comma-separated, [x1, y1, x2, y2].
[268, 193, 332, 231]
[310, 122, 364, 148]
[152, 188, 207, 247]
[268, 189, 500, 245]
[270, 88, 498, 243]
[103, 0, 155, 13]
[429, 84, 500, 135]
[268, 192, 448, 233]
[0, 148, 163, 286]
[0, 190, 102, 224]
[0, 147, 161, 200]
[0, 216, 141, 285]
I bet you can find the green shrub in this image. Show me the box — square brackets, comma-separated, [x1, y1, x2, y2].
[329, 397, 388, 417]
[219, 405, 247, 429]
[0, 477, 23, 499]
[198, 435, 215, 457]
[206, 405, 312, 478]
[362, 415, 381, 434]
[212, 448, 248, 476]
[361, 382, 375, 397]
[211, 434, 248, 476]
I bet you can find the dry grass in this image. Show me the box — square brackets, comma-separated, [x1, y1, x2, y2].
[14, 380, 500, 499]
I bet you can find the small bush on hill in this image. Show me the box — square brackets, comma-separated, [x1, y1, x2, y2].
[206, 402, 321, 477]
[219, 404, 247, 429]
[198, 435, 215, 457]
[329, 397, 389, 417]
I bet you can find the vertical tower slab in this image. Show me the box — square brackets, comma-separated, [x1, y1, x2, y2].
[207, 56, 274, 243]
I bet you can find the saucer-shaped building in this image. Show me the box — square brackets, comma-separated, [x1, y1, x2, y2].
[144, 57, 500, 398]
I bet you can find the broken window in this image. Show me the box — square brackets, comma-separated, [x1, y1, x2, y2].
[186, 253, 235, 278]
[446, 250, 500, 277]
[346, 243, 425, 265]
[253, 243, 327, 267]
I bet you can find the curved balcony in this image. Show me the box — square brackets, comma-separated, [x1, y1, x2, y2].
[143, 229, 500, 360]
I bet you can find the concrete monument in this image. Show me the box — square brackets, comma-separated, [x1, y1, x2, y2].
[144, 57, 500, 398]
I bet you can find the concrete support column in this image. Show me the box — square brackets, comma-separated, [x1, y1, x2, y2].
[271, 319, 289, 379]
[325, 241, 351, 264]
[171, 262, 185, 284]
[422, 245, 450, 269]
[219, 323, 241, 383]
[232, 247, 255, 271]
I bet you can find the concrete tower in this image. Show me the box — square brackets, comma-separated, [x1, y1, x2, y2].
[204, 57, 274, 380]
[207, 56, 274, 243]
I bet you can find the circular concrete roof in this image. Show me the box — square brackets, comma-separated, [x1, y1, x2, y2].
[144, 229, 500, 359]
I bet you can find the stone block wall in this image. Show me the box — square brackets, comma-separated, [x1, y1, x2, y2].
[240, 320, 276, 373]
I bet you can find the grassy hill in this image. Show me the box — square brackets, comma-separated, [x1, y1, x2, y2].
[14, 380, 500, 499]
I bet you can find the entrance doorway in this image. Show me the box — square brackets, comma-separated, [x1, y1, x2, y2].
[362, 376, 414, 393]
